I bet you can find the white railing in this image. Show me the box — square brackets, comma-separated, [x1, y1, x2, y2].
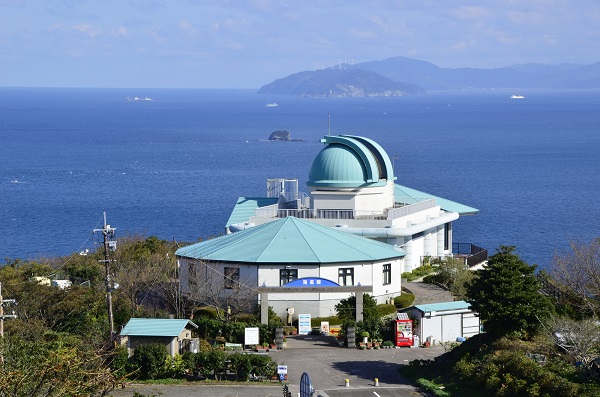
[254, 204, 279, 218]
[388, 199, 435, 219]
[254, 199, 436, 221]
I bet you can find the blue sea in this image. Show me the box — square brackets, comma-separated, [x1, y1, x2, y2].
[1, 87, 599, 272]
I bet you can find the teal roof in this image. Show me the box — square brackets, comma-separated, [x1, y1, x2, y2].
[176, 216, 405, 263]
[394, 184, 479, 215]
[411, 300, 472, 313]
[307, 135, 395, 188]
[121, 318, 197, 337]
[226, 197, 278, 228]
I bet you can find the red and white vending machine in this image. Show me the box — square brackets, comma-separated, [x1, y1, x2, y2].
[394, 313, 413, 347]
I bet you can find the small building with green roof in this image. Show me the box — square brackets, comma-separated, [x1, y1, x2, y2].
[120, 318, 198, 357]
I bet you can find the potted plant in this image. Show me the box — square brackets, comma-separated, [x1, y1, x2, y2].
[360, 331, 370, 344]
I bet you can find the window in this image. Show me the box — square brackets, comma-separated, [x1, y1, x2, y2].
[338, 268, 354, 286]
[383, 263, 391, 285]
[224, 267, 240, 289]
[444, 223, 451, 251]
[280, 268, 298, 286]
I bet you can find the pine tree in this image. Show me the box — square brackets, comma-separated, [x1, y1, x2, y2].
[466, 245, 551, 338]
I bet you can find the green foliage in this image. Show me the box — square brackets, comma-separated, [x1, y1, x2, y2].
[402, 333, 600, 397]
[0, 336, 117, 397]
[110, 346, 130, 379]
[426, 257, 474, 300]
[402, 265, 436, 281]
[394, 293, 415, 308]
[311, 315, 341, 326]
[416, 378, 452, 397]
[335, 293, 378, 323]
[375, 303, 397, 317]
[129, 342, 169, 379]
[466, 246, 552, 339]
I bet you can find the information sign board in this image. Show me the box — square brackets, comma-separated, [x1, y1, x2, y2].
[298, 313, 311, 335]
[245, 327, 259, 346]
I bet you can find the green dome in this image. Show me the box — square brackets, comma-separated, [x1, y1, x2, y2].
[308, 144, 368, 187]
[307, 135, 395, 188]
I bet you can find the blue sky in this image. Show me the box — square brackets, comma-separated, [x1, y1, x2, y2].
[1, 0, 599, 89]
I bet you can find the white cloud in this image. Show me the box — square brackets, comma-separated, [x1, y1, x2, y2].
[72, 23, 101, 38]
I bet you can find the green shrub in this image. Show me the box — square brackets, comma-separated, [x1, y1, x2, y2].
[375, 304, 397, 317]
[311, 316, 341, 326]
[248, 354, 277, 377]
[394, 293, 415, 308]
[416, 378, 451, 397]
[110, 345, 130, 379]
[401, 271, 417, 281]
[228, 352, 252, 380]
[129, 342, 168, 379]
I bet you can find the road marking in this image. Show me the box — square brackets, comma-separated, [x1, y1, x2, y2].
[373, 392, 381, 397]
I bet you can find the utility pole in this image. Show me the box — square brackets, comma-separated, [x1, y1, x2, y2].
[0, 282, 17, 338]
[1, 281, 18, 364]
[94, 212, 117, 336]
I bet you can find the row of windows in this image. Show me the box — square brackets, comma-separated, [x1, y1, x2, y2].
[222, 265, 393, 289]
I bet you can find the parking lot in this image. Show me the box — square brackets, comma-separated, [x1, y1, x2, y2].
[110, 334, 445, 397]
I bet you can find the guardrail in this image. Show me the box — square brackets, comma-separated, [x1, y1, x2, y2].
[452, 243, 488, 268]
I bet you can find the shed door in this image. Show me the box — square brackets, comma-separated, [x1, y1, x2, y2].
[441, 314, 461, 343]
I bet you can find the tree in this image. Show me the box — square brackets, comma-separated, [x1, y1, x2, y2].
[545, 315, 600, 368]
[428, 257, 474, 300]
[335, 293, 378, 323]
[550, 239, 600, 318]
[0, 336, 117, 397]
[466, 246, 551, 338]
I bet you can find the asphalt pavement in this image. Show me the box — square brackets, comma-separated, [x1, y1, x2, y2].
[110, 281, 450, 397]
[109, 335, 445, 397]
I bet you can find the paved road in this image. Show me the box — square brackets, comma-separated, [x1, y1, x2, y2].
[110, 335, 444, 397]
[110, 281, 450, 397]
[404, 281, 454, 305]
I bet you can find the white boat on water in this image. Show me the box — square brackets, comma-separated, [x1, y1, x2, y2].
[266, 102, 279, 107]
[511, 95, 525, 99]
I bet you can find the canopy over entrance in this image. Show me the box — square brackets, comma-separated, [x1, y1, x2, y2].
[257, 281, 373, 324]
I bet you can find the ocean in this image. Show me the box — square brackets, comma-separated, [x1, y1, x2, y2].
[1, 87, 598, 272]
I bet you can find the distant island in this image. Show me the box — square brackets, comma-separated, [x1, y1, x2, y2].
[267, 130, 303, 141]
[258, 56, 600, 95]
[258, 68, 425, 97]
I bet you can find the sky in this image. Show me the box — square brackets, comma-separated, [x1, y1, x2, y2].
[1, 0, 599, 89]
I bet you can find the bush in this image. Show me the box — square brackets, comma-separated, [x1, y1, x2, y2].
[248, 354, 277, 378]
[311, 316, 341, 327]
[416, 378, 451, 397]
[129, 342, 168, 379]
[376, 304, 397, 317]
[110, 346, 130, 379]
[394, 293, 415, 308]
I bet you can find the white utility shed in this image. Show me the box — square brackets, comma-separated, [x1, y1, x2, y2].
[402, 300, 480, 344]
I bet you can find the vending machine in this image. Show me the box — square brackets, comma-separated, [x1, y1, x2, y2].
[394, 313, 413, 347]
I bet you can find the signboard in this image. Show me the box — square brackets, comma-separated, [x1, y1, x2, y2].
[320, 321, 329, 335]
[245, 327, 259, 346]
[277, 365, 288, 374]
[298, 313, 311, 335]
[284, 277, 339, 288]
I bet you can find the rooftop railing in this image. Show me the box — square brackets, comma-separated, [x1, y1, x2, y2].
[253, 199, 437, 221]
